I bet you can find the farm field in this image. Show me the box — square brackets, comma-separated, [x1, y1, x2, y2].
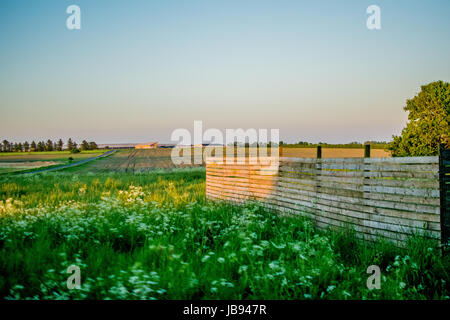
[0, 161, 60, 175]
[0, 150, 108, 175]
[0, 165, 448, 300]
[0, 168, 22, 174]
[69, 149, 203, 174]
[0, 150, 106, 162]
[0, 147, 390, 177]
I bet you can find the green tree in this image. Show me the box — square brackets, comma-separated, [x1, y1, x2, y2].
[57, 139, 63, 151]
[81, 140, 90, 151]
[89, 141, 98, 150]
[2, 140, 8, 152]
[46, 139, 54, 151]
[30, 141, 37, 152]
[389, 81, 450, 156]
[24, 141, 30, 152]
[37, 141, 45, 152]
[69, 141, 79, 153]
[67, 138, 73, 151]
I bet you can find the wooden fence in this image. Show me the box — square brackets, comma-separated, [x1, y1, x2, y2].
[206, 151, 449, 246]
[440, 145, 450, 247]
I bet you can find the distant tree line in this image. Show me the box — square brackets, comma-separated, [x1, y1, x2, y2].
[0, 138, 98, 153]
[217, 141, 390, 149]
[279, 141, 389, 149]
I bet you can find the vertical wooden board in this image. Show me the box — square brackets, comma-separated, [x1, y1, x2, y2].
[439, 145, 450, 247]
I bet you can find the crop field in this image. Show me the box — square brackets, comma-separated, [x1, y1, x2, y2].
[70, 147, 390, 176]
[0, 150, 106, 162]
[0, 168, 23, 175]
[70, 149, 203, 174]
[0, 150, 107, 176]
[0, 157, 448, 300]
[0, 161, 60, 175]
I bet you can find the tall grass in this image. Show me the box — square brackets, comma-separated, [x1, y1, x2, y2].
[0, 169, 448, 300]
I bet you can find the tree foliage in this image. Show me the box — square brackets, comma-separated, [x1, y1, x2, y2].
[81, 140, 90, 151]
[389, 81, 450, 157]
[57, 139, 64, 151]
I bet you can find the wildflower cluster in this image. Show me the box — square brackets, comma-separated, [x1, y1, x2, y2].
[0, 170, 448, 300]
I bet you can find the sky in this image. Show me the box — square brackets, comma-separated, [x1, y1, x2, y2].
[1, 0, 449, 144]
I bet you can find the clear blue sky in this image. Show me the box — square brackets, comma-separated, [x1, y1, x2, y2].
[1, 0, 449, 144]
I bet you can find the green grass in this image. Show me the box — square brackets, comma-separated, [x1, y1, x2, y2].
[0, 150, 107, 157]
[0, 150, 111, 176]
[0, 169, 448, 300]
[0, 168, 21, 174]
[0, 150, 106, 165]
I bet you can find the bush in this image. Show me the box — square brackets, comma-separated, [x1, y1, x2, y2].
[389, 81, 449, 156]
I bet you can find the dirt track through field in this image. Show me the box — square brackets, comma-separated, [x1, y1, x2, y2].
[125, 149, 138, 173]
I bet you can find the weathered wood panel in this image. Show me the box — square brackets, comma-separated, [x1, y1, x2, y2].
[206, 156, 444, 246]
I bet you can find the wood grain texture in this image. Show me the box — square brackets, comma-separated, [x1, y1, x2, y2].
[206, 156, 443, 245]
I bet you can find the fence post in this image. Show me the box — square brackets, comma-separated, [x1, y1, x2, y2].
[362, 144, 372, 242]
[364, 144, 371, 158]
[439, 143, 449, 252]
[315, 145, 322, 209]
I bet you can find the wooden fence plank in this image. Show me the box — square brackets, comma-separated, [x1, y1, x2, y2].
[269, 188, 440, 224]
[362, 185, 440, 198]
[363, 191, 440, 206]
[364, 156, 439, 164]
[364, 170, 439, 179]
[263, 197, 439, 240]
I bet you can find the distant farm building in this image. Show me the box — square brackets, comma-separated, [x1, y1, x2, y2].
[97, 143, 136, 149]
[159, 144, 176, 148]
[135, 142, 158, 149]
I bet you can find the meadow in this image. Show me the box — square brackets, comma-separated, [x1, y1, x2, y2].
[0, 164, 448, 300]
[0, 150, 106, 161]
[0, 150, 107, 175]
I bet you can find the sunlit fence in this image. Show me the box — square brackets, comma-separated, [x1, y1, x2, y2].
[206, 151, 449, 247]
